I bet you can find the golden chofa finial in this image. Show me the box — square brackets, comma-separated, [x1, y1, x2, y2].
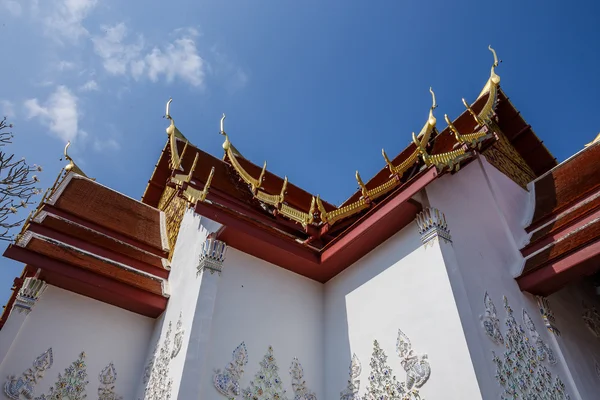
[166, 98, 173, 120]
[220, 113, 226, 134]
[63, 141, 89, 178]
[416, 87, 437, 139]
[165, 98, 186, 140]
[488, 45, 501, 85]
[585, 133, 600, 147]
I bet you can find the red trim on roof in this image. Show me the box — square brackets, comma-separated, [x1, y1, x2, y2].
[4, 246, 167, 317]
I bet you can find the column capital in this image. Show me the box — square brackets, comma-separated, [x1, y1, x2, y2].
[197, 234, 227, 277]
[14, 277, 47, 314]
[416, 207, 452, 247]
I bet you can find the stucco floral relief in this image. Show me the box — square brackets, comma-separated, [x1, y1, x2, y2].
[213, 344, 317, 400]
[483, 294, 570, 399]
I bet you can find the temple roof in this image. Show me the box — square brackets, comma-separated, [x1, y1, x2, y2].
[3, 172, 170, 318]
[518, 141, 600, 295]
[140, 47, 558, 282]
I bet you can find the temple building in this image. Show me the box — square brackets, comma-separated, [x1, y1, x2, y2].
[0, 46, 599, 400]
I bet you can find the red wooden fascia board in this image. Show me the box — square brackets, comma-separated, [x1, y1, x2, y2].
[3, 245, 167, 317]
[321, 167, 436, 261]
[200, 167, 435, 282]
[517, 238, 600, 296]
[195, 201, 320, 264]
[27, 222, 169, 279]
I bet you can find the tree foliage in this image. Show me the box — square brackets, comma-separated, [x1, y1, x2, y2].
[0, 117, 42, 241]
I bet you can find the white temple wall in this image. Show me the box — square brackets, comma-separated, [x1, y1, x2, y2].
[323, 222, 482, 399]
[0, 285, 153, 399]
[202, 247, 324, 399]
[548, 281, 600, 397]
[136, 208, 223, 399]
[425, 158, 579, 399]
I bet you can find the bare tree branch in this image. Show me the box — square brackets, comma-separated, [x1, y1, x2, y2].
[0, 117, 42, 241]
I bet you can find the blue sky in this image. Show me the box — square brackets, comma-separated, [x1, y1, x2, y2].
[0, 0, 598, 304]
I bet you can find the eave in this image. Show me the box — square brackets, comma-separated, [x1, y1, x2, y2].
[202, 167, 436, 282]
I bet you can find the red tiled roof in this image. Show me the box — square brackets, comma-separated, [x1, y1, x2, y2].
[3, 172, 170, 318]
[518, 143, 600, 294]
[52, 175, 168, 253]
[528, 143, 600, 230]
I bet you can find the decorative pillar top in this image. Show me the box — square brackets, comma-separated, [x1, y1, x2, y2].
[415, 207, 451, 247]
[14, 277, 47, 314]
[198, 234, 227, 276]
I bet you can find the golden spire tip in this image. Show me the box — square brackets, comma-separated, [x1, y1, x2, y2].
[220, 113, 226, 134]
[166, 98, 173, 119]
[429, 87, 437, 110]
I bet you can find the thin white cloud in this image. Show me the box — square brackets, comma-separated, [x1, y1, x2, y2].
[92, 24, 206, 87]
[24, 85, 80, 142]
[1, 100, 16, 119]
[58, 60, 77, 71]
[209, 46, 249, 93]
[79, 80, 99, 91]
[93, 138, 120, 152]
[1, 0, 22, 16]
[92, 23, 144, 75]
[44, 0, 98, 43]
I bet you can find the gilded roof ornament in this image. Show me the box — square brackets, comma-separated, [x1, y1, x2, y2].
[412, 132, 468, 172]
[464, 45, 502, 127]
[219, 113, 266, 194]
[444, 114, 488, 149]
[183, 165, 215, 204]
[165, 98, 188, 171]
[585, 133, 600, 147]
[165, 98, 186, 140]
[382, 88, 437, 177]
[63, 142, 90, 178]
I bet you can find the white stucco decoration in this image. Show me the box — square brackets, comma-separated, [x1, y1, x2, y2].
[396, 329, 431, 390]
[537, 296, 560, 336]
[416, 207, 451, 247]
[522, 309, 557, 365]
[339, 329, 431, 400]
[482, 292, 504, 345]
[198, 234, 227, 276]
[34, 351, 89, 400]
[213, 342, 248, 398]
[582, 303, 600, 338]
[142, 322, 173, 400]
[142, 344, 158, 386]
[486, 295, 570, 399]
[4, 348, 53, 399]
[98, 362, 122, 400]
[339, 354, 361, 400]
[171, 312, 184, 359]
[242, 346, 288, 399]
[14, 277, 47, 314]
[290, 358, 317, 400]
